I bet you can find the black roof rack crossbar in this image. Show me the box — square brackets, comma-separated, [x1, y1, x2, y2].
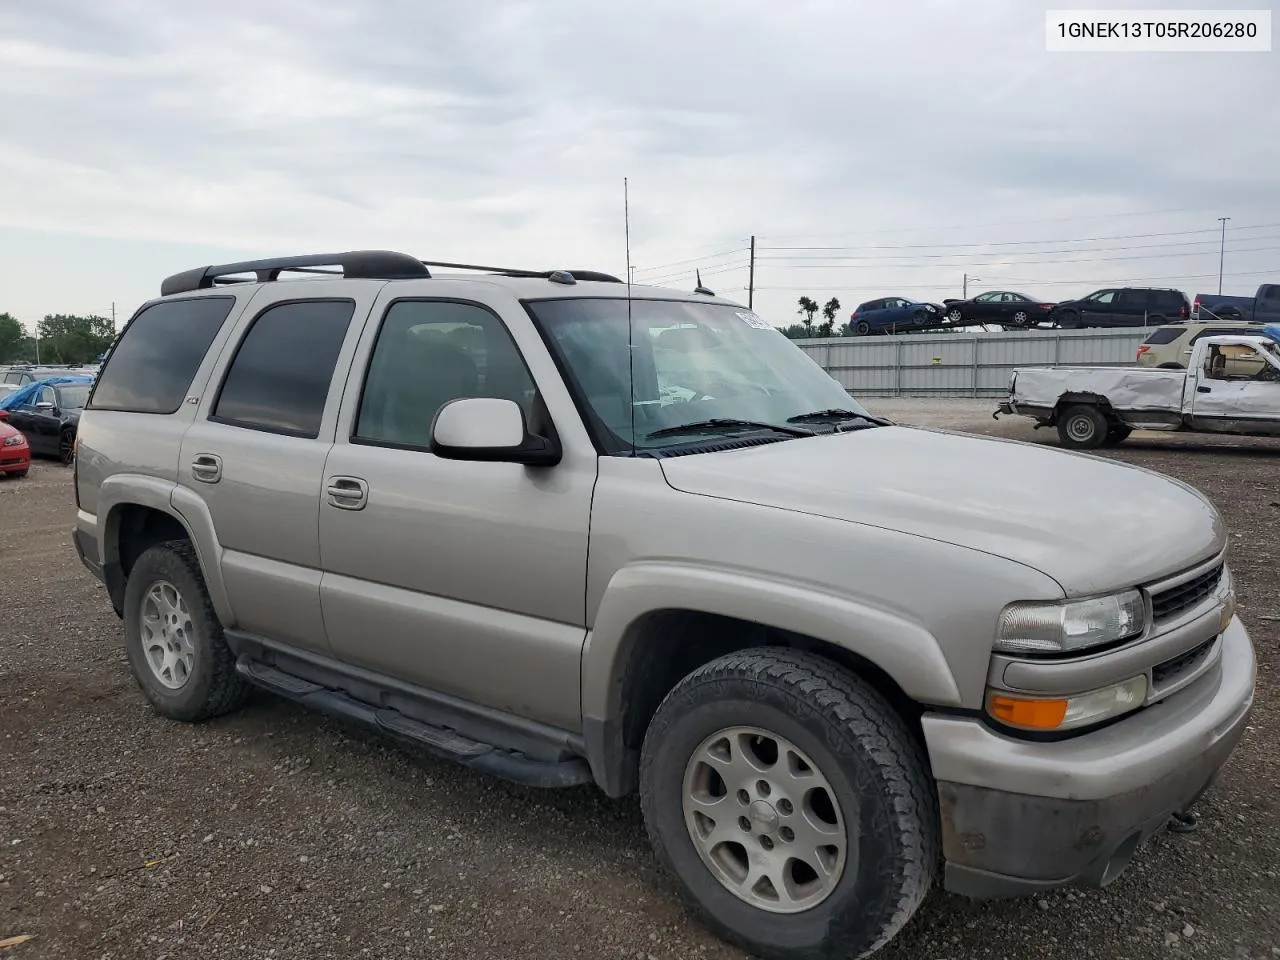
[420, 260, 622, 283]
[160, 250, 431, 296]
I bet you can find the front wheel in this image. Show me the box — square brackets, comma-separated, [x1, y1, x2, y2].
[1056, 403, 1109, 449]
[1055, 311, 1081, 329]
[1103, 425, 1132, 445]
[946, 308, 963, 323]
[640, 648, 937, 960]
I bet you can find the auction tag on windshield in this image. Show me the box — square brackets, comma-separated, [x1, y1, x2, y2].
[736, 311, 772, 330]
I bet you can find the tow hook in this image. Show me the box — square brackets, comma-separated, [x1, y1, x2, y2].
[1168, 809, 1201, 834]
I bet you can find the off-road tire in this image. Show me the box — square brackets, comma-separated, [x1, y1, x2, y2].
[123, 540, 249, 722]
[1056, 403, 1109, 449]
[639, 648, 938, 960]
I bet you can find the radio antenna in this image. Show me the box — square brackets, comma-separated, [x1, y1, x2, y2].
[625, 177, 636, 457]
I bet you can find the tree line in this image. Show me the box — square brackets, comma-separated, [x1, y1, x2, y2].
[0, 313, 115, 365]
[779, 297, 845, 339]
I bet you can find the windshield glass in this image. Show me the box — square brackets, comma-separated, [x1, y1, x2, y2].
[58, 384, 91, 409]
[527, 298, 872, 453]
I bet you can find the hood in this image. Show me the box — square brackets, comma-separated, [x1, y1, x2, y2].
[658, 426, 1226, 595]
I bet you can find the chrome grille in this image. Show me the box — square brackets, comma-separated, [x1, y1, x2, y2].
[1150, 563, 1223, 622]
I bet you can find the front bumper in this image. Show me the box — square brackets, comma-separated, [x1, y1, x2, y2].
[925, 616, 1255, 899]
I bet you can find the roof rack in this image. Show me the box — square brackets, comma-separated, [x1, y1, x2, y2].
[419, 260, 622, 284]
[161, 251, 430, 296]
[160, 250, 624, 297]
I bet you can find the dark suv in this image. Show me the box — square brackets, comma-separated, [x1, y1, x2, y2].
[1050, 288, 1190, 329]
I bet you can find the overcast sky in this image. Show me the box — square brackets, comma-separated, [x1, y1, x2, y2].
[1, 0, 1277, 333]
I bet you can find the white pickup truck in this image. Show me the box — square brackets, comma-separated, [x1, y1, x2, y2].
[995, 334, 1280, 449]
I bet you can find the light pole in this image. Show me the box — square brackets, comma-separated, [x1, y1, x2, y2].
[1217, 217, 1230, 295]
[963, 274, 981, 298]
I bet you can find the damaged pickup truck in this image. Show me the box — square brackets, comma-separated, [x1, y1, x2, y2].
[995, 333, 1280, 449]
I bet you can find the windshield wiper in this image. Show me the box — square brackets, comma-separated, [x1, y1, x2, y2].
[647, 418, 815, 440]
[786, 408, 892, 430]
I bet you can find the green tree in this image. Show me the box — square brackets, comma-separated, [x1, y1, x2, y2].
[796, 296, 819, 336]
[0, 313, 35, 363]
[34, 314, 115, 364]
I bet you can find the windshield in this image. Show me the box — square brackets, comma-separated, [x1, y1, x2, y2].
[527, 298, 872, 453]
[58, 384, 91, 409]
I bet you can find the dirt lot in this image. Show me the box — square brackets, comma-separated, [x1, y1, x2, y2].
[1, 404, 1277, 960]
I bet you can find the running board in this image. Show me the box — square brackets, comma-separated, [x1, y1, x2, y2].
[234, 656, 592, 789]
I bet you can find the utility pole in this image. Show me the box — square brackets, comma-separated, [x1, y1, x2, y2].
[963, 273, 981, 298]
[748, 235, 756, 310]
[111, 301, 116, 331]
[1217, 217, 1230, 295]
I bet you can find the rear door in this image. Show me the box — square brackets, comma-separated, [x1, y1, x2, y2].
[177, 283, 379, 655]
[1112, 289, 1150, 326]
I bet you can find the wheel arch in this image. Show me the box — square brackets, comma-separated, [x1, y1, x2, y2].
[580, 564, 961, 797]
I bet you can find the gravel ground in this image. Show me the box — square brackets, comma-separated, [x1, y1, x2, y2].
[1, 404, 1278, 960]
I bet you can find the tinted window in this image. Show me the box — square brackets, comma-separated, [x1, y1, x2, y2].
[1153, 291, 1184, 310]
[975, 293, 998, 302]
[5, 372, 25, 384]
[1115, 289, 1147, 307]
[355, 300, 536, 449]
[1192, 327, 1252, 343]
[1142, 327, 1184, 345]
[91, 297, 235, 413]
[1263, 286, 1280, 301]
[213, 300, 353, 437]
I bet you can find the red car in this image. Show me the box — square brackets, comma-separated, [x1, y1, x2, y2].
[0, 420, 31, 478]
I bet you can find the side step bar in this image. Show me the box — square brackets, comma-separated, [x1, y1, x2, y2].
[235, 658, 592, 789]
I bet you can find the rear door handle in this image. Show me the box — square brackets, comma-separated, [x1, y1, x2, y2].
[326, 476, 369, 510]
[191, 453, 222, 483]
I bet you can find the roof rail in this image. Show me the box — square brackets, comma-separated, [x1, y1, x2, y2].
[420, 260, 623, 283]
[160, 250, 431, 296]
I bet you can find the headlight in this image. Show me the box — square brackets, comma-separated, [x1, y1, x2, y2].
[996, 590, 1146, 654]
[925, 304, 937, 312]
[2, 434, 24, 447]
[987, 675, 1148, 732]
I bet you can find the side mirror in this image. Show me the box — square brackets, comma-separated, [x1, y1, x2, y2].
[35, 401, 56, 413]
[430, 397, 560, 467]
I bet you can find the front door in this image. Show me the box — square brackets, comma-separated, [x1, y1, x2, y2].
[318, 287, 596, 731]
[1189, 343, 1280, 434]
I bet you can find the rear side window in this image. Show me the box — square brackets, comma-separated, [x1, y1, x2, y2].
[212, 300, 354, 438]
[1142, 327, 1183, 345]
[1153, 291, 1184, 310]
[91, 297, 234, 413]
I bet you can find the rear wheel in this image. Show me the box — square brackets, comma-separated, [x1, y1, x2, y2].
[123, 541, 250, 722]
[59, 429, 75, 465]
[855, 320, 871, 335]
[1056, 404, 1109, 450]
[640, 648, 937, 960]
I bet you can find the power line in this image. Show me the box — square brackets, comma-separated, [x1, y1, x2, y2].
[755, 205, 1228, 242]
[633, 247, 747, 274]
[641, 260, 750, 286]
[759, 221, 1280, 253]
[758, 233, 1280, 262]
[752, 242, 1280, 271]
[754, 267, 1280, 293]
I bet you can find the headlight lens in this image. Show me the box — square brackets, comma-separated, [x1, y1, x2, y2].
[2, 433, 24, 447]
[996, 590, 1146, 654]
[987, 675, 1148, 732]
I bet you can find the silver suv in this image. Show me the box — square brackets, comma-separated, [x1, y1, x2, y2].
[73, 251, 1256, 960]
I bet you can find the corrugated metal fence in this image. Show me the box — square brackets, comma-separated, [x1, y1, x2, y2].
[794, 327, 1149, 397]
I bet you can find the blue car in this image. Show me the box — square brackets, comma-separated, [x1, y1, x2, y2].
[847, 297, 943, 336]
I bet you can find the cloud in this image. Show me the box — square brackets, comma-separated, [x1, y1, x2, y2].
[0, 0, 1276, 328]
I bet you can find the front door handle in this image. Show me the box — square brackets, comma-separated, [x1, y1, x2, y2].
[191, 453, 222, 483]
[326, 476, 369, 511]
[1197, 385, 1212, 394]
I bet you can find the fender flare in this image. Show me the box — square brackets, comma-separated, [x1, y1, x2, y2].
[579, 562, 963, 794]
[97, 475, 235, 625]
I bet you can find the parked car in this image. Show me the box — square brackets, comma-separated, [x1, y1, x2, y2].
[1137, 320, 1272, 374]
[0, 376, 93, 463]
[940, 291, 1055, 326]
[847, 296, 943, 335]
[1192, 283, 1280, 324]
[0, 419, 30, 478]
[997, 334, 1280, 448]
[1050, 287, 1190, 328]
[73, 250, 1256, 960]
[1, 363, 95, 387]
